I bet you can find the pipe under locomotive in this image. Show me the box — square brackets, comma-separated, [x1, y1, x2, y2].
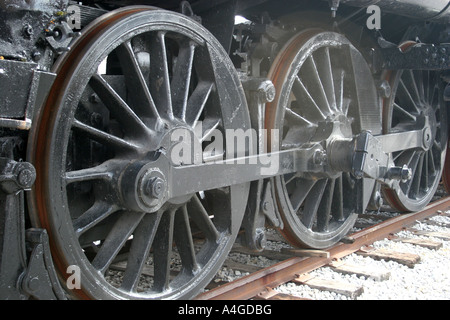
[0, 0, 449, 299]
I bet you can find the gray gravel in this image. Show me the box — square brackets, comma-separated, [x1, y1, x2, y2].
[278, 214, 450, 300]
[212, 212, 450, 300]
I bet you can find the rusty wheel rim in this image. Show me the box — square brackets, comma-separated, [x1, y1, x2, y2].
[27, 7, 250, 300]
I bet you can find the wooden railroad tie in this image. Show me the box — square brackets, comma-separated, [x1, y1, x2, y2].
[281, 248, 330, 258]
[408, 229, 450, 241]
[390, 237, 443, 250]
[328, 260, 391, 281]
[293, 274, 364, 299]
[356, 247, 421, 268]
[254, 287, 311, 301]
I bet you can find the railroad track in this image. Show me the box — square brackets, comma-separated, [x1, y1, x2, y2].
[195, 195, 450, 300]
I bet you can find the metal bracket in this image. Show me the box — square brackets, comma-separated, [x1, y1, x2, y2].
[180, 1, 202, 24]
[239, 78, 278, 252]
[328, 0, 341, 17]
[445, 83, 450, 102]
[20, 229, 67, 300]
[0, 156, 66, 300]
[0, 62, 56, 130]
[0, 158, 36, 194]
[378, 43, 450, 71]
[240, 178, 283, 252]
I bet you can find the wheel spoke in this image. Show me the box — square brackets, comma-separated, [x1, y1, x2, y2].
[72, 119, 140, 153]
[398, 79, 421, 114]
[285, 108, 317, 127]
[121, 211, 163, 292]
[115, 41, 161, 122]
[331, 175, 344, 221]
[289, 179, 316, 212]
[172, 41, 196, 121]
[199, 118, 221, 143]
[393, 102, 417, 121]
[403, 151, 420, 196]
[409, 152, 424, 198]
[314, 47, 337, 111]
[64, 161, 116, 185]
[301, 179, 327, 229]
[174, 205, 199, 275]
[422, 151, 429, 190]
[150, 32, 173, 120]
[185, 82, 214, 127]
[73, 201, 120, 237]
[316, 179, 336, 232]
[187, 195, 220, 243]
[91, 211, 145, 274]
[153, 210, 175, 292]
[405, 70, 423, 104]
[89, 74, 151, 136]
[300, 56, 332, 114]
[292, 76, 326, 120]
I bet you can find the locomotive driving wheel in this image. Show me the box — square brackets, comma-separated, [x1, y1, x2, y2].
[266, 30, 381, 249]
[382, 67, 448, 212]
[27, 7, 250, 299]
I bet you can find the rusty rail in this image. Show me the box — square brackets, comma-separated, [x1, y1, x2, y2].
[195, 196, 450, 300]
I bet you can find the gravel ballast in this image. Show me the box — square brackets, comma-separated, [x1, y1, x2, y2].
[274, 214, 450, 300]
[210, 211, 450, 300]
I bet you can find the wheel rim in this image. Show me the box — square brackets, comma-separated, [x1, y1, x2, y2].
[266, 30, 380, 249]
[382, 68, 448, 212]
[28, 8, 250, 299]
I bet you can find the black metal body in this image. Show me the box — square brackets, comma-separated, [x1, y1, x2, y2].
[0, 0, 449, 299]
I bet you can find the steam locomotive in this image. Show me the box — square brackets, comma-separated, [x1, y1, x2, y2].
[0, 0, 449, 299]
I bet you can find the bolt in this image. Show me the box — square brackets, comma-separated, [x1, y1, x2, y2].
[145, 177, 165, 199]
[422, 127, 433, 149]
[24, 276, 40, 293]
[387, 165, 412, 182]
[255, 228, 267, 251]
[354, 170, 364, 179]
[31, 51, 41, 62]
[378, 80, 391, 98]
[313, 150, 328, 165]
[90, 112, 103, 127]
[23, 24, 33, 38]
[375, 194, 383, 209]
[400, 165, 412, 182]
[17, 169, 35, 188]
[258, 81, 276, 103]
[89, 93, 100, 103]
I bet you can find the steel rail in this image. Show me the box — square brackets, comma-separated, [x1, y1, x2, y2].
[195, 196, 450, 300]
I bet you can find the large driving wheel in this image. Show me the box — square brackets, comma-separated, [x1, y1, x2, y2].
[382, 67, 448, 212]
[27, 7, 250, 299]
[266, 30, 381, 249]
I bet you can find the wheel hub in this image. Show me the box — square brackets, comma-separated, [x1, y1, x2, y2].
[307, 114, 354, 179]
[120, 160, 168, 213]
[420, 106, 437, 150]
